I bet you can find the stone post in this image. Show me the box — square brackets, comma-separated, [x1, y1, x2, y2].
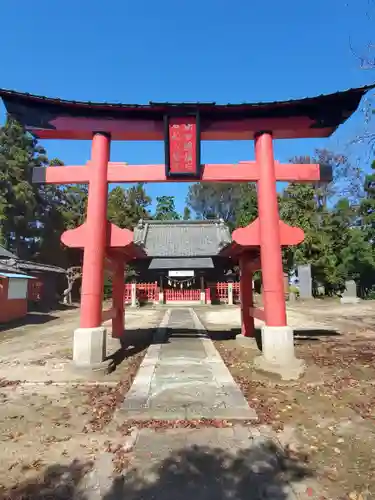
[228, 282, 234, 305]
[131, 282, 137, 307]
[298, 264, 313, 299]
[340, 280, 360, 304]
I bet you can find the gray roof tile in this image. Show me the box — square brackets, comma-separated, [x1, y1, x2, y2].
[149, 257, 213, 269]
[0, 245, 18, 259]
[134, 219, 232, 258]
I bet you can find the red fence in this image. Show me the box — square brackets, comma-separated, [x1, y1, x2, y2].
[165, 288, 201, 302]
[28, 279, 43, 302]
[137, 282, 158, 302]
[123, 282, 240, 304]
[216, 282, 228, 302]
[206, 282, 241, 304]
[124, 282, 158, 304]
[124, 284, 132, 304]
[233, 282, 240, 303]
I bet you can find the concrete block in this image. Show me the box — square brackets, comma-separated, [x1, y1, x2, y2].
[261, 325, 295, 364]
[340, 297, 360, 304]
[254, 325, 305, 380]
[73, 327, 107, 367]
[253, 356, 305, 381]
[235, 334, 259, 349]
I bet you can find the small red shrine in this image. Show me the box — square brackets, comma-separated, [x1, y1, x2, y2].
[0, 86, 371, 377]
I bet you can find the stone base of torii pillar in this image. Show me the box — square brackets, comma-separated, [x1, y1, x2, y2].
[254, 326, 305, 380]
[72, 327, 113, 374]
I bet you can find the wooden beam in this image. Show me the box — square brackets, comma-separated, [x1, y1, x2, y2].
[102, 308, 117, 322]
[32, 166, 89, 184]
[249, 307, 265, 321]
[33, 162, 324, 184]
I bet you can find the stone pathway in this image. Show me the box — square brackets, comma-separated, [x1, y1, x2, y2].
[88, 426, 321, 500]
[120, 308, 256, 420]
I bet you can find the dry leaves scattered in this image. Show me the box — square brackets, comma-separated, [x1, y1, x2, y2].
[118, 418, 234, 435]
[0, 379, 21, 388]
[300, 340, 375, 370]
[82, 351, 145, 432]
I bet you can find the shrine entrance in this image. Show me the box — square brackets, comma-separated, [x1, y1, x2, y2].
[0, 85, 370, 379]
[131, 219, 235, 305]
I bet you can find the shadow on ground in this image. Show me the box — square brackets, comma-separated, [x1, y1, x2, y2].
[160, 325, 340, 353]
[0, 459, 92, 500]
[106, 328, 155, 369]
[0, 440, 313, 500]
[0, 312, 60, 333]
[100, 322, 341, 373]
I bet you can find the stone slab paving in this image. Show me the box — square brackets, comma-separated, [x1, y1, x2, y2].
[87, 426, 322, 500]
[120, 308, 256, 420]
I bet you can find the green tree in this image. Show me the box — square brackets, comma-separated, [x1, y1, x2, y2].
[359, 159, 375, 242]
[279, 183, 342, 293]
[108, 183, 151, 229]
[155, 196, 180, 220]
[0, 117, 47, 256]
[183, 206, 191, 220]
[186, 183, 257, 229]
[235, 183, 258, 227]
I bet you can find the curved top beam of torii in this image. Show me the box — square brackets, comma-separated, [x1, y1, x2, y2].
[0, 85, 373, 140]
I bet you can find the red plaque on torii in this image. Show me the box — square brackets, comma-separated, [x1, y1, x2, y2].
[164, 114, 201, 178]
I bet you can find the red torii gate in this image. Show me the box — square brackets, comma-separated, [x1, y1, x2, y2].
[0, 86, 370, 377]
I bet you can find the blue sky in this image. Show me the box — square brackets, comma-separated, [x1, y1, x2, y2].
[1, 0, 375, 213]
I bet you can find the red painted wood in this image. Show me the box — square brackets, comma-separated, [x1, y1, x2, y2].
[165, 288, 200, 302]
[124, 284, 132, 304]
[216, 282, 229, 302]
[62, 222, 134, 249]
[31, 115, 333, 140]
[0, 279, 28, 323]
[232, 282, 240, 303]
[80, 133, 110, 329]
[249, 307, 265, 321]
[136, 282, 158, 303]
[33, 162, 321, 185]
[240, 257, 255, 337]
[102, 308, 117, 322]
[28, 279, 43, 301]
[168, 117, 198, 175]
[112, 260, 125, 338]
[255, 132, 287, 327]
[232, 218, 304, 247]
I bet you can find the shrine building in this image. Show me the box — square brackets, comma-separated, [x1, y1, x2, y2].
[130, 218, 238, 305]
[0, 85, 372, 379]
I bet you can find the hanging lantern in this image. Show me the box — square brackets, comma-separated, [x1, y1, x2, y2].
[180, 283, 183, 289]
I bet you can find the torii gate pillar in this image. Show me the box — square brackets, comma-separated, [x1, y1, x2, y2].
[73, 132, 110, 369]
[253, 132, 305, 378]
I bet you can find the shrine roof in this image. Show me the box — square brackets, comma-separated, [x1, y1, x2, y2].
[0, 85, 373, 140]
[10, 260, 66, 274]
[149, 257, 214, 270]
[133, 219, 232, 258]
[0, 245, 18, 260]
